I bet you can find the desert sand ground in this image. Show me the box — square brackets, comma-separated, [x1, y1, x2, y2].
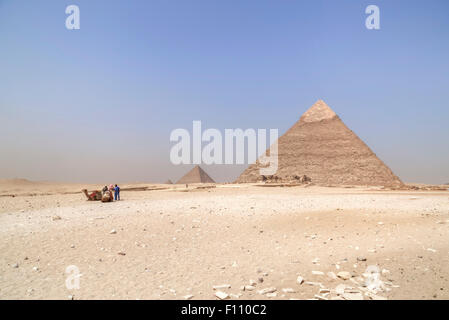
[0, 180, 448, 300]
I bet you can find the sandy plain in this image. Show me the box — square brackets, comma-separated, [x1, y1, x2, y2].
[0, 179, 448, 300]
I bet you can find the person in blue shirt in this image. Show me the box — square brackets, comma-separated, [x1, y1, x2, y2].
[114, 184, 120, 201]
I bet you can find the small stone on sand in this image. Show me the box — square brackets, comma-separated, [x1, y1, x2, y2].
[337, 271, 351, 280]
[257, 287, 277, 295]
[213, 284, 231, 290]
[215, 291, 229, 300]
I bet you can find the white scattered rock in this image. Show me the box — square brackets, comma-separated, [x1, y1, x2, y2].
[335, 284, 346, 295]
[266, 292, 277, 298]
[183, 294, 194, 300]
[427, 248, 437, 253]
[215, 291, 229, 300]
[366, 292, 387, 300]
[345, 287, 361, 294]
[249, 279, 257, 286]
[213, 284, 231, 290]
[12, 263, 19, 268]
[296, 276, 304, 284]
[337, 271, 351, 280]
[109, 229, 117, 234]
[304, 281, 323, 287]
[314, 294, 328, 300]
[257, 287, 277, 295]
[282, 288, 296, 293]
[342, 292, 364, 300]
[312, 271, 324, 275]
[327, 272, 337, 280]
[243, 285, 255, 291]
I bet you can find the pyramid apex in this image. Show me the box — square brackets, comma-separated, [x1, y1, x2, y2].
[300, 100, 337, 123]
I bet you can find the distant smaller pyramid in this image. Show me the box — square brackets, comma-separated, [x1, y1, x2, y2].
[176, 165, 215, 184]
[165, 179, 173, 184]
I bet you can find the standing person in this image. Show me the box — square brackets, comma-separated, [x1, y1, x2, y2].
[114, 184, 120, 201]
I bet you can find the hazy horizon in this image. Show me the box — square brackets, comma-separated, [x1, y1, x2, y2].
[1, 0, 449, 184]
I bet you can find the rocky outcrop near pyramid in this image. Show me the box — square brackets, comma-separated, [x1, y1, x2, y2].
[176, 165, 216, 184]
[236, 100, 402, 186]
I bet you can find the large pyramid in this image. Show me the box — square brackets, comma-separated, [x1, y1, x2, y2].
[176, 165, 216, 184]
[236, 100, 402, 186]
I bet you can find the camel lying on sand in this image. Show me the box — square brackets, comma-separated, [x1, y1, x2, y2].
[82, 189, 113, 202]
[82, 189, 102, 201]
[101, 190, 113, 202]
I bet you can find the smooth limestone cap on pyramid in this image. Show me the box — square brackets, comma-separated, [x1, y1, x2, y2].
[176, 165, 216, 184]
[236, 100, 402, 186]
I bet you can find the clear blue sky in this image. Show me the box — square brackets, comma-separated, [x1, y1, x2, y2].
[1, 0, 448, 183]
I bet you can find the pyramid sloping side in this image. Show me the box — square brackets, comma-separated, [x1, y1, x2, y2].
[236, 103, 402, 186]
[176, 166, 215, 184]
